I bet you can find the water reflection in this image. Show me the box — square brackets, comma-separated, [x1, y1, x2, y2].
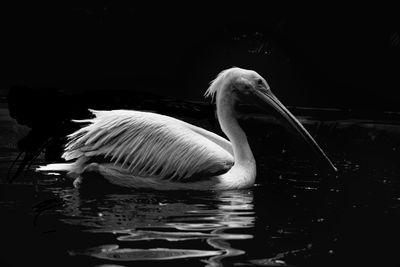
[55, 188, 255, 266]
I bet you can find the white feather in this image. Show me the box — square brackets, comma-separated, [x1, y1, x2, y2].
[36, 163, 76, 172]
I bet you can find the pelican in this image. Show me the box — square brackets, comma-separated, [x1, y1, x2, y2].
[38, 67, 336, 190]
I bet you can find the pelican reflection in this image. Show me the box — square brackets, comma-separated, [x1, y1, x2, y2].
[56, 188, 255, 265]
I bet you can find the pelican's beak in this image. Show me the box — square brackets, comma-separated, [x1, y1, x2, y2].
[250, 89, 337, 173]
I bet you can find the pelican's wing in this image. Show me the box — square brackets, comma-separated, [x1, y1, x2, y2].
[182, 122, 233, 156]
[63, 110, 234, 181]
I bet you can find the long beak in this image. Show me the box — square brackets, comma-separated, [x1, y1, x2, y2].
[250, 89, 337, 173]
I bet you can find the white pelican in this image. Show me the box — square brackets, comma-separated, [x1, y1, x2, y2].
[38, 67, 336, 190]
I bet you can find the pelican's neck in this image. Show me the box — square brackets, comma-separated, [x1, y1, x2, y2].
[216, 92, 255, 166]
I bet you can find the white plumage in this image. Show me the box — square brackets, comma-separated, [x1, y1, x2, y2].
[64, 109, 233, 180]
[38, 67, 336, 190]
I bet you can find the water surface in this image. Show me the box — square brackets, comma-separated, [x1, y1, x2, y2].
[1, 107, 400, 266]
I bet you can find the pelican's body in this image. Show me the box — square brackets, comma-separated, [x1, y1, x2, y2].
[38, 67, 336, 190]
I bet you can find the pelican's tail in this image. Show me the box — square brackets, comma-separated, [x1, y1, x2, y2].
[36, 163, 76, 172]
[36, 157, 87, 178]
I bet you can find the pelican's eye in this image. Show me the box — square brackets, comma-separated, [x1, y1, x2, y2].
[257, 79, 263, 86]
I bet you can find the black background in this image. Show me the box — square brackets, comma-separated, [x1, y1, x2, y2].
[1, 5, 400, 110]
[1, 6, 400, 267]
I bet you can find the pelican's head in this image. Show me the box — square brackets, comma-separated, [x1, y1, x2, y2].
[205, 67, 270, 103]
[205, 67, 337, 172]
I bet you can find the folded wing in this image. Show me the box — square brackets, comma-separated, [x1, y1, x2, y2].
[63, 110, 234, 181]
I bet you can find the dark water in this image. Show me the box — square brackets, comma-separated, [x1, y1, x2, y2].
[1, 107, 400, 267]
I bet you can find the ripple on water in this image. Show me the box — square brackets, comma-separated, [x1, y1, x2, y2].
[114, 229, 253, 242]
[72, 244, 221, 261]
